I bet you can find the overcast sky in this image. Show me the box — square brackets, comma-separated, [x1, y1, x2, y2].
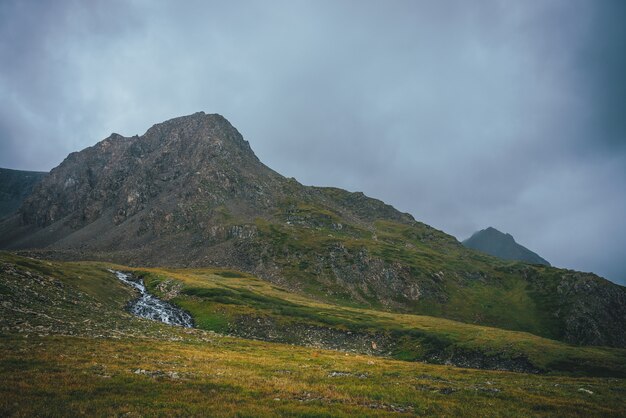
[1, 0, 624, 285]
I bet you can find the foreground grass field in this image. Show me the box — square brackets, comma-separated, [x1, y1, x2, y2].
[2, 333, 626, 417]
[1, 252, 626, 416]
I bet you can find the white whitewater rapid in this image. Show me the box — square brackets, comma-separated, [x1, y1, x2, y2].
[110, 270, 193, 328]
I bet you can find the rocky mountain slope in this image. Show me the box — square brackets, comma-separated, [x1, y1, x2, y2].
[463, 227, 550, 266]
[1, 112, 624, 348]
[0, 168, 47, 220]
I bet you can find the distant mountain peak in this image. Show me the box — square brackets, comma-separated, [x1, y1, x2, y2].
[463, 227, 550, 266]
[0, 168, 47, 220]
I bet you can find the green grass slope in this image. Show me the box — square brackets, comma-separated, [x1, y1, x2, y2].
[2, 252, 625, 378]
[238, 200, 626, 349]
[1, 252, 626, 416]
[135, 265, 626, 377]
[4, 335, 626, 417]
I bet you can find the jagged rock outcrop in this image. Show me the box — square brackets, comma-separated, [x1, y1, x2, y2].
[1, 112, 624, 348]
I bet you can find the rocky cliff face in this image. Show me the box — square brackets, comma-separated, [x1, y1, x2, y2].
[2, 112, 625, 348]
[0, 168, 47, 220]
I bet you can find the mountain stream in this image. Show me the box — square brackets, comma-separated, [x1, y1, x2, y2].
[110, 270, 194, 327]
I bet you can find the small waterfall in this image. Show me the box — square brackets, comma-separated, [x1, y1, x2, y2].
[110, 270, 193, 328]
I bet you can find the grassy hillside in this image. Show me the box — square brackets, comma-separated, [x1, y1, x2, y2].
[1, 252, 626, 416]
[240, 204, 626, 348]
[133, 265, 626, 377]
[2, 252, 625, 377]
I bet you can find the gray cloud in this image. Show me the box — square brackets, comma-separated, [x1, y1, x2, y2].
[575, 0, 626, 151]
[0, 0, 624, 284]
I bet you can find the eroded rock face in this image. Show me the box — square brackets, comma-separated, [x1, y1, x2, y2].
[513, 266, 626, 348]
[225, 314, 540, 373]
[556, 272, 626, 347]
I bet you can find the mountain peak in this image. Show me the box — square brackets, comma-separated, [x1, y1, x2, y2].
[479, 227, 515, 242]
[147, 111, 229, 127]
[144, 112, 239, 139]
[463, 227, 550, 266]
[11, 112, 273, 230]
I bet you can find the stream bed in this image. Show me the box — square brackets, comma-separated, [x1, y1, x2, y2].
[110, 270, 194, 328]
